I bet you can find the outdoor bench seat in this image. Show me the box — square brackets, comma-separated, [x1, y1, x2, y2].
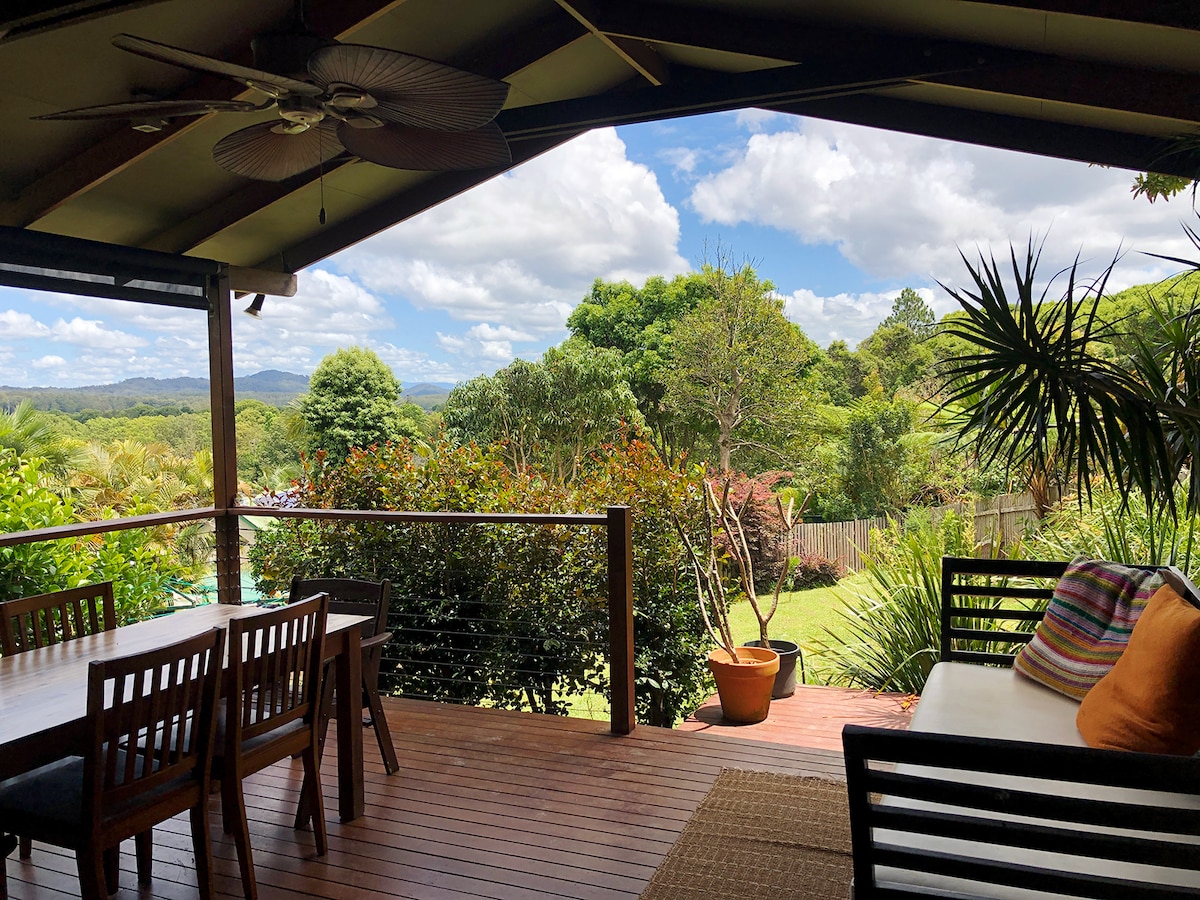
[843, 556, 1200, 899]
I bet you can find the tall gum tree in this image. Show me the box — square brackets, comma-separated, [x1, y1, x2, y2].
[664, 260, 817, 472]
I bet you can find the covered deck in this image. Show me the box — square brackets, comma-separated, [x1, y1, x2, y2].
[6, 696, 850, 900]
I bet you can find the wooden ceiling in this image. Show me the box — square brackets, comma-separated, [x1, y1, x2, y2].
[3, 0, 1199, 280]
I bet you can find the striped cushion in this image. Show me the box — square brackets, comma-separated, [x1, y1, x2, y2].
[1012, 558, 1163, 700]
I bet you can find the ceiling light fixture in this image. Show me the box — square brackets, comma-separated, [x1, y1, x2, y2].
[244, 293, 266, 318]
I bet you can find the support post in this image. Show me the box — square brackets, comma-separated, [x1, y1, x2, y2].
[607, 505, 635, 734]
[207, 271, 241, 604]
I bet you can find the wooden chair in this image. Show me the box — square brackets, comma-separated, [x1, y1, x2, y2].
[215, 594, 329, 900]
[0, 627, 225, 900]
[289, 576, 400, 775]
[0, 582, 116, 655]
[0, 582, 117, 861]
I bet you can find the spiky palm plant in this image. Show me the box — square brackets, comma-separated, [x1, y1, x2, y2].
[937, 235, 1200, 522]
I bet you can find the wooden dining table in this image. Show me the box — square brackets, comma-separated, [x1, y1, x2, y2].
[0, 602, 369, 822]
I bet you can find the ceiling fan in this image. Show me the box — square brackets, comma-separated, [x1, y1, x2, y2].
[34, 26, 513, 182]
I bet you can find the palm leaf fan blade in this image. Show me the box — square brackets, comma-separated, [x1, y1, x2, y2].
[337, 122, 510, 171]
[112, 33, 322, 98]
[309, 44, 510, 131]
[213, 121, 343, 181]
[35, 99, 264, 120]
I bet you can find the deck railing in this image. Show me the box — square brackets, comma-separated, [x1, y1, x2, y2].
[0, 505, 637, 734]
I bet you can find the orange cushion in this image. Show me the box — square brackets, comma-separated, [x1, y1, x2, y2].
[1077, 583, 1200, 755]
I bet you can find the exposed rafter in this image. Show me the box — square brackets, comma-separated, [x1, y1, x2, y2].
[0, 1, 170, 41]
[497, 48, 1003, 141]
[964, 1, 1200, 29]
[593, 1, 1200, 126]
[553, 0, 668, 86]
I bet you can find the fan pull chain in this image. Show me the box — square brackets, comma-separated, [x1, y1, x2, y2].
[318, 128, 327, 226]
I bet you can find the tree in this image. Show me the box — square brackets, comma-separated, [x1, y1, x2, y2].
[567, 274, 711, 462]
[881, 287, 935, 332]
[811, 340, 870, 406]
[0, 401, 85, 474]
[858, 322, 935, 396]
[663, 257, 817, 471]
[444, 338, 643, 483]
[298, 347, 423, 462]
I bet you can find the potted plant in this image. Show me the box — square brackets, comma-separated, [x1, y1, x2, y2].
[677, 479, 780, 724]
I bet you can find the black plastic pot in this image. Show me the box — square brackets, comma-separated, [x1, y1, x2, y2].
[743, 638, 801, 698]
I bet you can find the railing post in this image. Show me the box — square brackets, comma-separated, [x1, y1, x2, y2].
[207, 270, 241, 605]
[607, 505, 635, 734]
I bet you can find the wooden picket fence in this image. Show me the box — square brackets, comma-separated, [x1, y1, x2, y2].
[784, 491, 1049, 571]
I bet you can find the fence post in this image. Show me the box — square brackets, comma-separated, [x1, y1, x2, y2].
[607, 505, 635, 734]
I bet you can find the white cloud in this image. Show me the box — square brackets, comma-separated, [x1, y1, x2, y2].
[337, 128, 687, 343]
[689, 119, 1195, 293]
[31, 355, 67, 369]
[0, 310, 51, 338]
[231, 268, 394, 376]
[782, 286, 941, 348]
[49, 316, 147, 350]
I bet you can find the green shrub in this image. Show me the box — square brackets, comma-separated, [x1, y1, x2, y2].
[249, 436, 710, 727]
[816, 508, 974, 693]
[788, 553, 845, 590]
[1030, 485, 1199, 575]
[0, 449, 186, 623]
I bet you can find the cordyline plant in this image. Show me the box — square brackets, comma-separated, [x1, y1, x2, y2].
[676, 477, 803, 660]
[937, 232, 1200, 523]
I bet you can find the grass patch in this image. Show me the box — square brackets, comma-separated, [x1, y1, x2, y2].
[726, 572, 869, 684]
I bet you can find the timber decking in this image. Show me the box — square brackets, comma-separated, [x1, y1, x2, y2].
[5, 696, 843, 900]
[679, 684, 917, 752]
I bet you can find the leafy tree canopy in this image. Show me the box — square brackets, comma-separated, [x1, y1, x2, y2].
[566, 274, 712, 462]
[444, 338, 643, 484]
[880, 287, 936, 332]
[298, 346, 423, 462]
[664, 259, 818, 471]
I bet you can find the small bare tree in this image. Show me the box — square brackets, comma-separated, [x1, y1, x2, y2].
[677, 478, 807, 659]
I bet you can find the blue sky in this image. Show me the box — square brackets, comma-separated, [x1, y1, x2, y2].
[1, 109, 1195, 389]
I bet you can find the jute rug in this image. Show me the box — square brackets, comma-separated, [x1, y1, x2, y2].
[639, 769, 853, 900]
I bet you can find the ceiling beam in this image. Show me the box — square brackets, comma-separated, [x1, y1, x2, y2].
[766, 93, 1200, 178]
[141, 10, 586, 258]
[266, 133, 581, 274]
[553, 0, 668, 86]
[497, 49, 999, 141]
[0, 1, 170, 41]
[595, 1, 1200, 128]
[963, 1, 1200, 30]
[0, 0, 409, 230]
[927, 58, 1200, 126]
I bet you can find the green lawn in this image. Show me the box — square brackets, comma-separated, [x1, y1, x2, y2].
[726, 572, 871, 684]
[560, 572, 872, 719]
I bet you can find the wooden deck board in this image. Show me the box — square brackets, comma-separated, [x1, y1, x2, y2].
[5, 694, 865, 900]
[679, 683, 917, 752]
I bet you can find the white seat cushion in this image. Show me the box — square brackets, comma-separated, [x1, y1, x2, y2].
[910, 661, 1087, 747]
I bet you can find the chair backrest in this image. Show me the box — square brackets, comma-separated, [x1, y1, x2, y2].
[842, 723, 1200, 899]
[83, 627, 225, 827]
[0, 582, 117, 655]
[227, 594, 328, 746]
[289, 576, 390, 638]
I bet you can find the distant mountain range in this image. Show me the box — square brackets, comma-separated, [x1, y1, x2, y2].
[0, 371, 457, 414]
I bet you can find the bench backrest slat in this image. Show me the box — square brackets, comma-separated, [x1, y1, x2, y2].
[844, 724, 1200, 900]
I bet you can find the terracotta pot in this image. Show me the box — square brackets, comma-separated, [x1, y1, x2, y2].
[707, 646, 780, 724]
